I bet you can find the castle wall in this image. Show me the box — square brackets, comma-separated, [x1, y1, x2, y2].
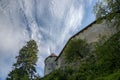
[44, 20, 118, 76]
[56, 21, 117, 69]
[56, 51, 66, 69]
[74, 21, 116, 43]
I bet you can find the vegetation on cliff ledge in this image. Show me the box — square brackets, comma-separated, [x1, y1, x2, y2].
[41, 31, 120, 80]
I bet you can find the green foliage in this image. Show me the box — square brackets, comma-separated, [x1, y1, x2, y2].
[94, 0, 120, 28]
[65, 39, 90, 62]
[7, 40, 39, 80]
[6, 67, 29, 80]
[41, 66, 75, 80]
[42, 31, 120, 80]
[69, 31, 120, 80]
[103, 70, 120, 80]
[95, 31, 120, 72]
[94, 70, 120, 80]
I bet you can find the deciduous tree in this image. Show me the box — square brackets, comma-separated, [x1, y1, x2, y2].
[94, 0, 120, 28]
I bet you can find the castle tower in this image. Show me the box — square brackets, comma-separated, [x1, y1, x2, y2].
[44, 53, 57, 75]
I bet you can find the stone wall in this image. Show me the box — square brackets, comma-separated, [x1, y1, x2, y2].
[44, 20, 118, 75]
[74, 21, 116, 43]
[55, 51, 67, 69]
[55, 21, 117, 70]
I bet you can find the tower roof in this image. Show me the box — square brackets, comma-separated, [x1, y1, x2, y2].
[49, 53, 57, 57]
[44, 53, 58, 62]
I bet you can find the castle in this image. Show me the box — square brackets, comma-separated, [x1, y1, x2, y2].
[44, 20, 117, 75]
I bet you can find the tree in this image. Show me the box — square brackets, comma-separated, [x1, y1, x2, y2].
[94, 0, 120, 29]
[7, 40, 39, 80]
[64, 39, 90, 62]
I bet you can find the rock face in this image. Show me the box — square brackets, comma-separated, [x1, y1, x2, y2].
[44, 53, 57, 75]
[44, 20, 118, 75]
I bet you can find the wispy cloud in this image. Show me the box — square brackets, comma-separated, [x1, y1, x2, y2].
[0, 0, 96, 79]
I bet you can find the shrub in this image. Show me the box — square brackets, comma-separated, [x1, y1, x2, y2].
[64, 39, 90, 63]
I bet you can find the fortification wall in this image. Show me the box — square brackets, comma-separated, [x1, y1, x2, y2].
[44, 21, 118, 75]
[74, 21, 116, 43]
[56, 21, 117, 69]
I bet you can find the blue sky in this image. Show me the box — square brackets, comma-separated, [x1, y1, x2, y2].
[0, 0, 98, 79]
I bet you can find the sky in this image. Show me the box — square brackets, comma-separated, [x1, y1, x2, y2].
[0, 0, 97, 79]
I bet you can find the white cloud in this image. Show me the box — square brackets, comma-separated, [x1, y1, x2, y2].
[87, 0, 94, 5]
[55, 0, 84, 50]
[0, 1, 30, 79]
[65, 3, 84, 32]
[0, 59, 12, 80]
[49, 0, 71, 19]
[0, 0, 95, 79]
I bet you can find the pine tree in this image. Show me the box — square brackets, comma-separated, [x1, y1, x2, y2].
[7, 40, 39, 80]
